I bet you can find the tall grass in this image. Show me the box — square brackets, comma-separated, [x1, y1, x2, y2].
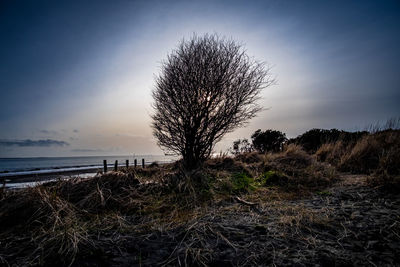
[314, 129, 400, 190]
[364, 117, 400, 133]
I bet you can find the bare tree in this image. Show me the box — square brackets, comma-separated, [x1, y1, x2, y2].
[152, 34, 273, 169]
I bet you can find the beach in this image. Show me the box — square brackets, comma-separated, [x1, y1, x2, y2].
[0, 155, 175, 188]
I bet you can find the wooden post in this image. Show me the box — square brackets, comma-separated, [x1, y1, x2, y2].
[103, 160, 107, 173]
[126, 159, 129, 168]
[114, 160, 118, 171]
[134, 159, 137, 168]
[142, 158, 145, 168]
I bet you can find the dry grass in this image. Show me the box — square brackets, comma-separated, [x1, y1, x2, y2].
[205, 156, 254, 177]
[313, 129, 400, 191]
[315, 141, 348, 166]
[365, 131, 400, 191]
[277, 205, 331, 231]
[270, 144, 313, 167]
[339, 133, 383, 173]
[234, 151, 265, 164]
[315, 130, 400, 174]
[0, 143, 374, 266]
[0, 166, 189, 265]
[0, 186, 94, 266]
[204, 145, 337, 196]
[262, 144, 337, 190]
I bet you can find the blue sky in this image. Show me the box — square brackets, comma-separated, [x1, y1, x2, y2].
[0, 0, 399, 157]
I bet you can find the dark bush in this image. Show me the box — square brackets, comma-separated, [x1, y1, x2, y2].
[230, 139, 253, 155]
[251, 129, 287, 153]
[290, 128, 367, 153]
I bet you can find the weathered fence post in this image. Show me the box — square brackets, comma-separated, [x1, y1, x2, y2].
[103, 160, 107, 173]
[114, 160, 118, 171]
[134, 159, 137, 168]
[126, 159, 129, 168]
[142, 158, 145, 168]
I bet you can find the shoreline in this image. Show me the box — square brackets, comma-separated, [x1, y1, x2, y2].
[1, 161, 173, 188]
[1, 168, 101, 187]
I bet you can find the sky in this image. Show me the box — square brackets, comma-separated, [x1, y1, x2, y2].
[0, 0, 399, 157]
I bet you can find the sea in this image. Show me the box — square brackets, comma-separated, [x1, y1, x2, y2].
[0, 155, 176, 177]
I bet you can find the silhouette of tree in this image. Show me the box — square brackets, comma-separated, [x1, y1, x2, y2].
[152, 34, 273, 169]
[251, 129, 287, 153]
[230, 139, 253, 155]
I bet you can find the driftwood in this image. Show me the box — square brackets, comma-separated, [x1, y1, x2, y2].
[233, 196, 262, 214]
[233, 196, 257, 207]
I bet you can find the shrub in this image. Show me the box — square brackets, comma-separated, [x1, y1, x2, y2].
[230, 139, 253, 155]
[251, 129, 287, 153]
[231, 172, 253, 191]
[290, 128, 367, 153]
[260, 170, 288, 186]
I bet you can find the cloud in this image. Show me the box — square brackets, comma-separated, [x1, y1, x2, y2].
[115, 133, 148, 139]
[0, 139, 69, 147]
[73, 129, 79, 133]
[40, 130, 58, 135]
[71, 148, 104, 152]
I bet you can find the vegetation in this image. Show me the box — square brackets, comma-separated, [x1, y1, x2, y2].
[315, 129, 400, 190]
[289, 128, 368, 153]
[251, 129, 287, 153]
[230, 138, 253, 155]
[151, 34, 273, 170]
[0, 144, 338, 265]
[1, 124, 399, 265]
